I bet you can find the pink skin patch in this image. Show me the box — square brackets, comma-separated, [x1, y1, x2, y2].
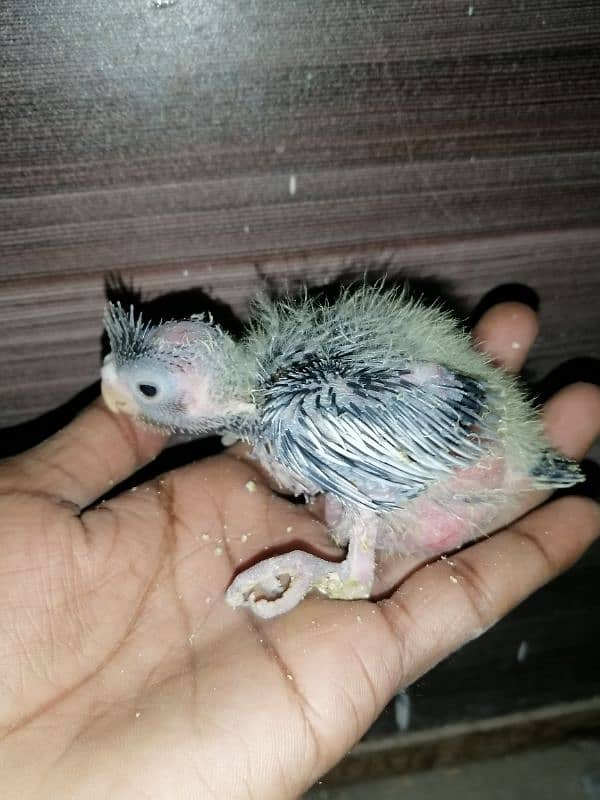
[155, 322, 211, 348]
[397, 456, 512, 555]
[403, 364, 447, 386]
[182, 374, 223, 418]
[408, 504, 473, 553]
[225, 456, 523, 618]
[183, 379, 255, 420]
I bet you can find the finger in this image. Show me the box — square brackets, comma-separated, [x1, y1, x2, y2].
[542, 382, 600, 459]
[473, 301, 539, 373]
[0, 399, 167, 509]
[379, 494, 600, 687]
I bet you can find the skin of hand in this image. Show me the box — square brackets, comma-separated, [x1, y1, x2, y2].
[0, 301, 599, 800]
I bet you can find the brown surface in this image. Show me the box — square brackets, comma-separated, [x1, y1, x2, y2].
[1, 0, 599, 429]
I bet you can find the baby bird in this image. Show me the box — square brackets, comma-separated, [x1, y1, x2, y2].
[101, 285, 583, 618]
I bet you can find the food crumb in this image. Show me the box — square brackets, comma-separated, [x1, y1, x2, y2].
[240, 533, 249, 543]
[214, 546, 223, 556]
[135, 711, 141, 719]
[449, 575, 459, 584]
[245, 480, 257, 493]
[201, 533, 210, 541]
[511, 341, 521, 350]
[286, 526, 293, 533]
[286, 673, 294, 681]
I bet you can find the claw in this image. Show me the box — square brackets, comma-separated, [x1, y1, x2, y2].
[225, 550, 331, 618]
[225, 527, 378, 618]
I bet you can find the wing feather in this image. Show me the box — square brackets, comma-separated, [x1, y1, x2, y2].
[259, 354, 496, 511]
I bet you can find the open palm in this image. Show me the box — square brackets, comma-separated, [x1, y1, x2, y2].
[1, 301, 599, 800]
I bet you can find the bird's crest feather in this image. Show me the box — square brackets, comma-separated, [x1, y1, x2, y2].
[104, 303, 155, 364]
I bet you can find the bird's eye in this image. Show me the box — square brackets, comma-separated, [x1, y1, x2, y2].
[137, 383, 159, 398]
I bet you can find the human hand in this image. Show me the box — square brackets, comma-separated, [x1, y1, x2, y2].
[0, 300, 598, 799]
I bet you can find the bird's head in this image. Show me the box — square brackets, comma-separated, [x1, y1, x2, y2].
[100, 303, 254, 433]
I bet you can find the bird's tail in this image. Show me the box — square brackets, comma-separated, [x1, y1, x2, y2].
[530, 451, 584, 488]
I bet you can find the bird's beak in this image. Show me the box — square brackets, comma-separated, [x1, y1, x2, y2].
[101, 356, 138, 416]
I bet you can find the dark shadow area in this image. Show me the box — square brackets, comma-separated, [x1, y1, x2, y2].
[537, 357, 600, 401]
[269, 260, 469, 319]
[0, 382, 101, 458]
[469, 282, 541, 326]
[226, 535, 344, 585]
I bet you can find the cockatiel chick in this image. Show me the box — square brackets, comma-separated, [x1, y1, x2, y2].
[101, 285, 583, 618]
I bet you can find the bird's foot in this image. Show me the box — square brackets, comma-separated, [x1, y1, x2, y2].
[225, 528, 377, 618]
[225, 550, 343, 618]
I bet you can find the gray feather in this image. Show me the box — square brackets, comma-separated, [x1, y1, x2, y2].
[104, 303, 155, 365]
[257, 351, 497, 511]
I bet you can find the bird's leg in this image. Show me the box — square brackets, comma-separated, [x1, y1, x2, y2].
[312, 525, 377, 600]
[225, 521, 377, 619]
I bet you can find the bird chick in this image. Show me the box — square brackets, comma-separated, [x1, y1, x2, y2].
[101, 286, 583, 618]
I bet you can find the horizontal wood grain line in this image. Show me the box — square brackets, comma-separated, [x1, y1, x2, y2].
[2, 151, 599, 230]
